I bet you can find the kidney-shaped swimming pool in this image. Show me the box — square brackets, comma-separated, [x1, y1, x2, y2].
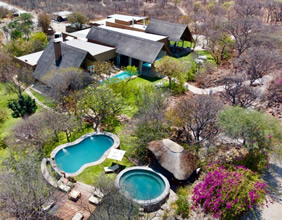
[51, 132, 119, 176]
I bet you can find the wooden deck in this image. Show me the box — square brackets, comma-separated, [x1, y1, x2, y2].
[50, 181, 96, 220]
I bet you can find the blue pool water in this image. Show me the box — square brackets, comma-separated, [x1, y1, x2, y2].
[109, 72, 132, 81]
[55, 135, 114, 174]
[119, 169, 166, 200]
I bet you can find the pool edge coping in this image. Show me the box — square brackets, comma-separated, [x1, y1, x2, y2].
[115, 166, 170, 208]
[50, 131, 120, 177]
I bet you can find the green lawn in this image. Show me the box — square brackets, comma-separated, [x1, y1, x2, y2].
[0, 83, 20, 139]
[170, 40, 194, 48]
[75, 157, 133, 185]
[112, 76, 165, 118]
[30, 89, 57, 109]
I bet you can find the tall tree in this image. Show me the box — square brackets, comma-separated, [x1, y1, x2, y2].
[78, 85, 123, 131]
[89, 176, 139, 219]
[0, 55, 33, 96]
[133, 88, 169, 164]
[172, 95, 223, 144]
[235, 46, 280, 85]
[43, 68, 93, 112]
[217, 106, 282, 151]
[225, 16, 261, 57]
[0, 153, 54, 219]
[223, 74, 258, 108]
[155, 56, 186, 89]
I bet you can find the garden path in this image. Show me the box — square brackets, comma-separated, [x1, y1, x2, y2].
[25, 86, 54, 111]
[184, 74, 274, 95]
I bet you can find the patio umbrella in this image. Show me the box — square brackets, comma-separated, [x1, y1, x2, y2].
[107, 148, 126, 162]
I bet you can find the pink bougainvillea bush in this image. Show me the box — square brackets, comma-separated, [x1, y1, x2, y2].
[192, 164, 269, 219]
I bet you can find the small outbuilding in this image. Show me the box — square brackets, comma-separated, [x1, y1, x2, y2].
[148, 139, 198, 181]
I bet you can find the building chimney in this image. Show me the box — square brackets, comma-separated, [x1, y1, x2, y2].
[53, 39, 62, 66]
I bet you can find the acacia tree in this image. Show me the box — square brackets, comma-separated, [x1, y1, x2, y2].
[223, 75, 258, 108]
[225, 16, 261, 57]
[217, 106, 282, 151]
[173, 95, 223, 145]
[133, 88, 169, 164]
[234, 0, 262, 18]
[155, 56, 186, 89]
[236, 46, 280, 85]
[10, 110, 80, 156]
[0, 153, 55, 219]
[0, 54, 34, 96]
[78, 85, 123, 132]
[43, 68, 93, 112]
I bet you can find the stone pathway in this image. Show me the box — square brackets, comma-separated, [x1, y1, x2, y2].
[25, 86, 54, 111]
[142, 190, 178, 219]
[242, 158, 282, 220]
[184, 74, 275, 95]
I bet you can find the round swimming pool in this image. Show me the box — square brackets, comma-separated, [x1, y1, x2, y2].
[116, 167, 170, 210]
[50, 132, 120, 176]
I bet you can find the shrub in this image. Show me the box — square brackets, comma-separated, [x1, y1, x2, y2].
[0, 109, 8, 123]
[217, 106, 282, 151]
[192, 164, 269, 219]
[231, 150, 270, 174]
[170, 81, 186, 95]
[175, 187, 190, 218]
[187, 61, 198, 81]
[8, 95, 37, 118]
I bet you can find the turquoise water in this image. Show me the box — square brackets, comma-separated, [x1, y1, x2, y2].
[55, 135, 114, 174]
[119, 169, 165, 200]
[109, 72, 132, 81]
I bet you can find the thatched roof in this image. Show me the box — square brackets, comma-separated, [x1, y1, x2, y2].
[33, 40, 88, 83]
[148, 139, 198, 180]
[145, 19, 193, 42]
[86, 26, 164, 63]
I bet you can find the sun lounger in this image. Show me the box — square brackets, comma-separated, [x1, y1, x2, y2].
[72, 212, 83, 220]
[58, 181, 71, 192]
[104, 164, 119, 173]
[88, 195, 102, 205]
[93, 188, 104, 199]
[42, 200, 55, 211]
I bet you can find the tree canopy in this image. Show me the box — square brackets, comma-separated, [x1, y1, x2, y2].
[217, 106, 282, 151]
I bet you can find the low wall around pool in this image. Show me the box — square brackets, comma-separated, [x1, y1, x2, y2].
[50, 131, 120, 177]
[115, 166, 170, 212]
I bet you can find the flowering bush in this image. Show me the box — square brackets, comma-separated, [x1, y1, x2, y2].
[192, 164, 269, 219]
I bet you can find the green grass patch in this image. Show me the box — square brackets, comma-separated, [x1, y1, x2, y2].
[30, 89, 57, 109]
[75, 157, 133, 185]
[0, 82, 20, 139]
[170, 40, 194, 48]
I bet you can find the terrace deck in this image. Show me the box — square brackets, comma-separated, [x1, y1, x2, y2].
[50, 181, 95, 220]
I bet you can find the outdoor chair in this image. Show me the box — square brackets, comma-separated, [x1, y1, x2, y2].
[57, 181, 71, 192]
[41, 200, 55, 211]
[93, 188, 104, 199]
[88, 195, 102, 205]
[104, 164, 119, 173]
[72, 212, 83, 220]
